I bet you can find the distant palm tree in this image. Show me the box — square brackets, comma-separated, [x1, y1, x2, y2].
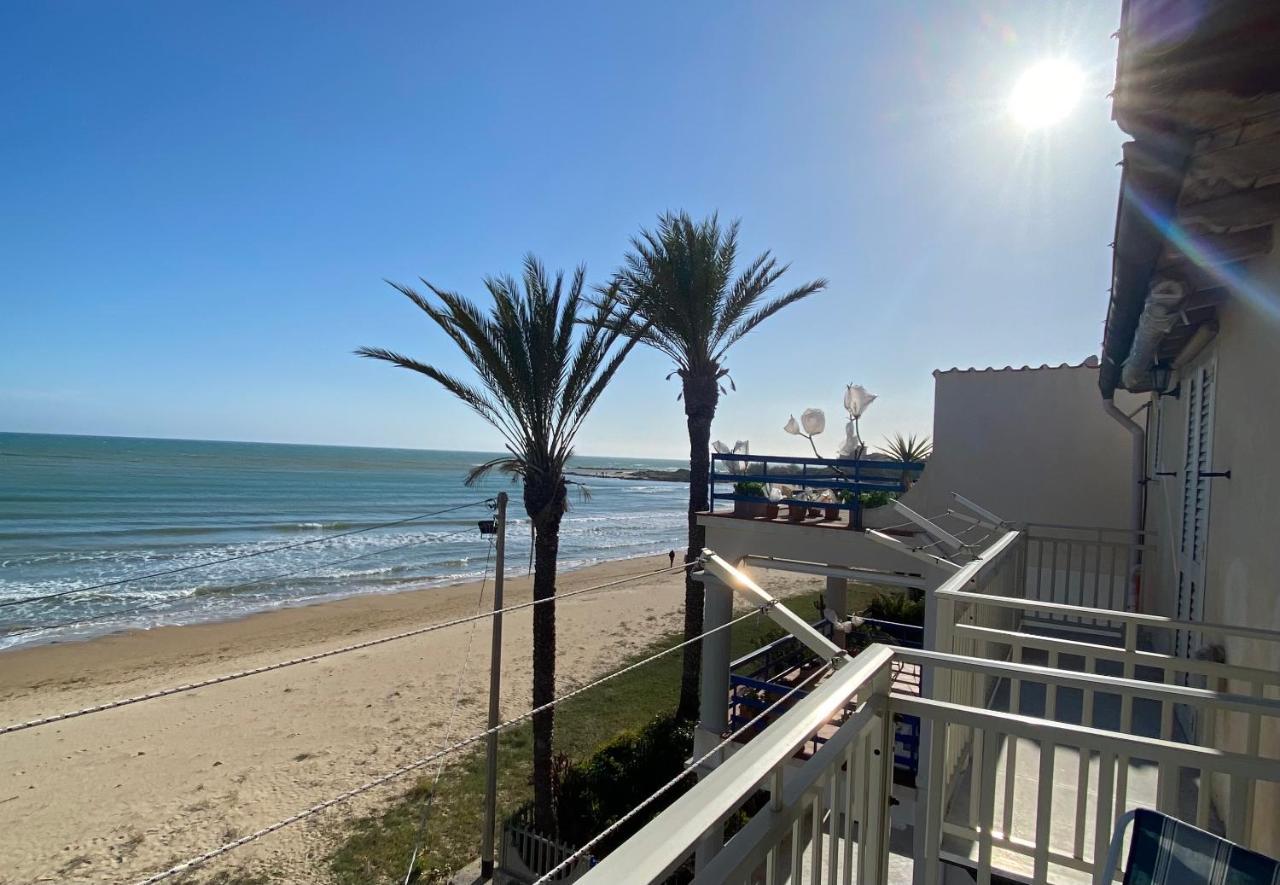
[599, 212, 827, 720]
[878, 433, 933, 463]
[357, 256, 639, 831]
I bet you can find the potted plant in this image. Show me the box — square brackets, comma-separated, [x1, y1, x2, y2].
[859, 490, 899, 529]
[785, 488, 810, 522]
[836, 489, 899, 530]
[819, 491, 840, 521]
[732, 480, 769, 519]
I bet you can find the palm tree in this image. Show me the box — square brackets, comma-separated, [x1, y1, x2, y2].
[600, 212, 826, 720]
[357, 256, 639, 831]
[878, 433, 933, 463]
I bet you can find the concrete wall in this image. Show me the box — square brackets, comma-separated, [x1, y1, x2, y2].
[911, 364, 1142, 529]
[1142, 227, 1280, 850]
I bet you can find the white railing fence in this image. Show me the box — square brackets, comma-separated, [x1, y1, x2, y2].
[906, 648, 1280, 884]
[575, 645, 901, 885]
[924, 523, 1280, 878]
[574, 641, 1280, 885]
[499, 814, 591, 884]
[1016, 523, 1151, 615]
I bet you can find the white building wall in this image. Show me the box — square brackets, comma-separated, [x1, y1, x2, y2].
[1143, 229, 1280, 850]
[912, 364, 1141, 529]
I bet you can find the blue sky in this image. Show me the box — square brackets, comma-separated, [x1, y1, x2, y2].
[0, 1, 1126, 460]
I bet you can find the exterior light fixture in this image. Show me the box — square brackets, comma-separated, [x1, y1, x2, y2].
[1151, 363, 1180, 399]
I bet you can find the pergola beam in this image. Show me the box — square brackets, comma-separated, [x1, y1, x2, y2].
[742, 555, 928, 589]
[700, 551, 846, 666]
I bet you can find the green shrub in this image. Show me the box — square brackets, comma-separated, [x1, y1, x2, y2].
[733, 481, 767, 497]
[834, 489, 897, 507]
[862, 592, 925, 626]
[860, 490, 896, 508]
[510, 714, 695, 864]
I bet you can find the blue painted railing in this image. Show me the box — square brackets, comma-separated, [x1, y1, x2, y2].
[710, 452, 925, 523]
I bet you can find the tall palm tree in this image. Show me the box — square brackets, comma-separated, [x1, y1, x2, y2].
[601, 212, 826, 720]
[357, 256, 639, 832]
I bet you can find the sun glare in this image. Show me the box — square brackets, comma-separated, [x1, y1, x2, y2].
[1009, 60, 1084, 130]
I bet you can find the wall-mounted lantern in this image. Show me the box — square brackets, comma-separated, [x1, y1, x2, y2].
[1151, 363, 1180, 399]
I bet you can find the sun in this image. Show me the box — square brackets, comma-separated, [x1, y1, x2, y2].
[1009, 60, 1084, 130]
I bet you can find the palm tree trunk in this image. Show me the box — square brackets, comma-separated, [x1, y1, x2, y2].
[526, 478, 565, 834]
[677, 371, 718, 721]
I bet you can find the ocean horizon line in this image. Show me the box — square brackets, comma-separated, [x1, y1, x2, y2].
[0, 430, 689, 465]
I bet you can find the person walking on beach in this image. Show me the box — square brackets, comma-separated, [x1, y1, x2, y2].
[668, 549, 676, 568]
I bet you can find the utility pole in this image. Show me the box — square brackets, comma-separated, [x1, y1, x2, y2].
[480, 491, 507, 880]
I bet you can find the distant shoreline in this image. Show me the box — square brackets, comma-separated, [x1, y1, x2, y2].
[566, 466, 690, 483]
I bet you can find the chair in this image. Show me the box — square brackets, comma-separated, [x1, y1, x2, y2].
[1098, 808, 1280, 884]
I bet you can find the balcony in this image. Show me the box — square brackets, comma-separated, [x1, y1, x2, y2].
[708, 452, 925, 531]
[574, 525, 1280, 885]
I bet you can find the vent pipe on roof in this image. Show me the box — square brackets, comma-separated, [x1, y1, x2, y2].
[1120, 279, 1187, 389]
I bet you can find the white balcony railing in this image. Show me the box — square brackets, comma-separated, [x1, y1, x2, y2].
[575, 639, 1280, 884]
[576, 527, 1280, 885]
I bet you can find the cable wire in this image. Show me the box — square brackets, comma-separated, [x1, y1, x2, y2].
[402, 536, 494, 884]
[1, 559, 700, 737]
[130, 606, 764, 885]
[534, 660, 836, 883]
[0, 498, 493, 610]
[1, 523, 485, 641]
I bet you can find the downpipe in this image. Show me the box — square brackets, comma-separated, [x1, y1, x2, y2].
[1103, 396, 1145, 611]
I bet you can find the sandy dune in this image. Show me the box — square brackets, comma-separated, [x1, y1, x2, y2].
[0, 555, 821, 884]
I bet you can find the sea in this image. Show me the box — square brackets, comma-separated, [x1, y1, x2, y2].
[0, 433, 688, 650]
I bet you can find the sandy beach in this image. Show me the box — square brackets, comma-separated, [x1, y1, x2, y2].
[0, 554, 822, 884]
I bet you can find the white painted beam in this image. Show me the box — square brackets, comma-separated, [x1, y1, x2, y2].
[950, 493, 1005, 529]
[891, 501, 964, 552]
[866, 529, 960, 572]
[700, 551, 845, 665]
[741, 554, 928, 589]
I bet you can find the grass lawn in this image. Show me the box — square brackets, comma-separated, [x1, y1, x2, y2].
[325, 587, 836, 884]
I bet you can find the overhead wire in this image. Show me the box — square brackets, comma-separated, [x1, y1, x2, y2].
[0, 498, 494, 610]
[402, 534, 495, 884]
[1, 559, 700, 737]
[1, 522, 488, 641]
[130, 605, 765, 885]
[533, 661, 836, 883]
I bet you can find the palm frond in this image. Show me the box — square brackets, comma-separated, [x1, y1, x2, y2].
[465, 456, 525, 487]
[714, 278, 828, 359]
[878, 433, 933, 463]
[359, 257, 637, 523]
[608, 211, 827, 390]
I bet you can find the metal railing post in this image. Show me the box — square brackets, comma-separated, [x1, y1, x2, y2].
[480, 492, 507, 880]
[859, 668, 894, 885]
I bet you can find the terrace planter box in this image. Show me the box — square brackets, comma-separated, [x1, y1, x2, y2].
[862, 505, 898, 530]
[733, 499, 769, 519]
[847, 504, 898, 531]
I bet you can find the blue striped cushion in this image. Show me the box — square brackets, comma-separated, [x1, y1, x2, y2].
[1125, 809, 1280, 885]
